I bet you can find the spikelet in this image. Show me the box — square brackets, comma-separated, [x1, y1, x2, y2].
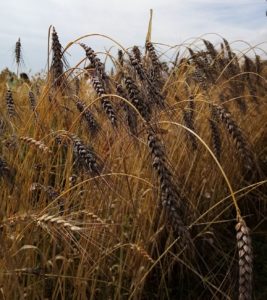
[192, 67, 208, 90]
[30, 183, 59, 199]
[147, 131, 190, 241]
[124, 76, 151, 121]
[15, 38, 21, 65]
[145, 41, 161, 75]
[71, 134, 102, 176]
[5, 89, 16, 118]
[146, 68, 165, 108]
[213, 104, 255, 175]
[91, 76, 117, 127]
[132, 46, 142, 63]
[76, 99, 100, 136]
[130, 244, 154, 264]
[19, 137, 51, 153]
[118, 49, 124, 67]
[223, 38, 233, 60]
[80, 43, 107, 80]
[15, 37, 23, 75]
[51, 27, 64, 87]
[28, 90, 37, 111]
[203, 39, 217, 59]
[0, 118, 6, 135]
[209, 118, 222, 161]
[36, 213, 82, 233]
[0, 157, 12, 179]
[129, 54, 146, 80]
[0, 156, 15, 185]
[30, 183, 65, 213]
[116, 82, 138, 135]
[236, 218, 253, 300]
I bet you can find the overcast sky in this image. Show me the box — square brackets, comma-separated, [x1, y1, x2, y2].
[0, 0, 266, 74]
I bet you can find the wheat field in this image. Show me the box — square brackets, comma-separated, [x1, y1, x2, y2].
[0, 19, 266, 300]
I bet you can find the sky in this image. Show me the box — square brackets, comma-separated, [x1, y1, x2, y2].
[0, 0, 266, 74]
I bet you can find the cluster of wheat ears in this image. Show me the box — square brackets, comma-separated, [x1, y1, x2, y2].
[0, 13, 266, 300]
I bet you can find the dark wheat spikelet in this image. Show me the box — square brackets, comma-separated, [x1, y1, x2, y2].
[75, 77, 80, 95]
[76, 99, 100, 136]
[30, 183, 64, 212]
[146, 41, 161, 74]
[213, 104, 255, 175]
[80, 43, 107, 80]
[28, 90, 37, 111]
[255, 55, 261, 75]
[183, 108, 198, 151]
[147, 131, 190, 240]
[0, 156, 15, 184]
[0, 118, 6, 135]
[236, 218, 253, 300]
[51, 27, 64, 87]
[0, 157, 11, 179]
[116, 83, 138, 135]
[71, 134, 102, 176]
[203, 40, 217, 59]
[132, 46, 142, 63]
[223, 38, 233, 60]
[129, 54, 146, 80]
[5, 89, 16, 118]
[91, 76, 117, 127]
[146, 68, 165, 108]
[209, 118, 222, 161]
[192, 67, 208, 90]
[118, 49, 124, 67]
[15, 38, 22, 66]
[124, 76, 151, 121]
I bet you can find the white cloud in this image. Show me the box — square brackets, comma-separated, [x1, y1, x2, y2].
[0, 0, 266, 73]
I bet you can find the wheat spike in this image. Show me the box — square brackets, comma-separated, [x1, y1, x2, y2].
[147, 131, 190, 241]
[236, 218, 253, 300]
[91, 75, 117, 127]
[146, 41, 161, 75]
[124, 76, 151, 121]
[76, 99, 100, 136]
[51, 27, 65, 88]
[15, 38, 21, 65]
[19, 137, 51, 153]
[118, 49, 124, 67]
[71, 134, 102, 176]
[80, 43, 107, 80]
[5, 89, 16, 118]
[116, 82, 138, 135]
[28, 90, 37, 111]
[213, 104, 255, 175]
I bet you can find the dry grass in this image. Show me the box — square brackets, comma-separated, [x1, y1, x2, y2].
[0, 19, 266, 299]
